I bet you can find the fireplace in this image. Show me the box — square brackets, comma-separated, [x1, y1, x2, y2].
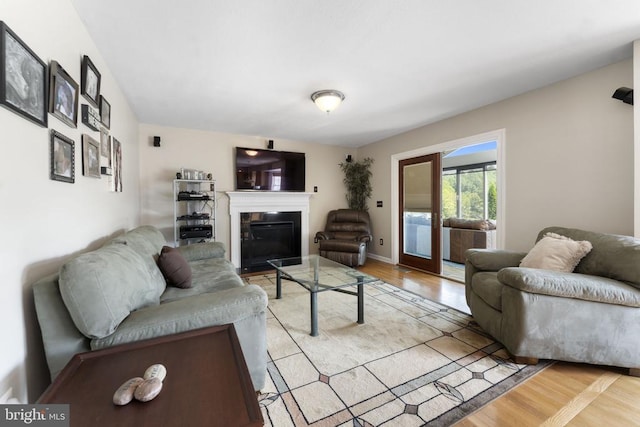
[240, 211, 301, 273]
[227, 191, 313, 270]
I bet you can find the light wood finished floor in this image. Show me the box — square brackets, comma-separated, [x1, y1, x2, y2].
[357, 258, 640, 427]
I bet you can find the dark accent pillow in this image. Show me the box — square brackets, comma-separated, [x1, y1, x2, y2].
[157, 246, 192, 288]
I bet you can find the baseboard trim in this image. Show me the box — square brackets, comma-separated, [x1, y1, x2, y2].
[366, 253, 392, 264]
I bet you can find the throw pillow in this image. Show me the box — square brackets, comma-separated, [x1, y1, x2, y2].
[520, 232, 593, 273]
[157, 246, 193, 288]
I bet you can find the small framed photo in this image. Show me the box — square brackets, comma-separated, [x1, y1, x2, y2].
[80, 55, 100, 108]
[50, 130, 74, 183]
[111, 137, 122, 192]
[82, 134, 100, 178]
[48, 60, 78, 128]
[99, 95, 110, 129]
[100, 127, 112, 175]
[0, 21, 48, 127]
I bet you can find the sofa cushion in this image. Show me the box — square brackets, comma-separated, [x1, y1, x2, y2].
[92, 285, 268, 350]
[160, 258, 243, 303]
[158, 246, 192, 288]
[520, 232, 592, 273]
[59, 243, 162, 339]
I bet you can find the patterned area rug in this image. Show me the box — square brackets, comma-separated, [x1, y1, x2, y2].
[245, 274, 549, 426]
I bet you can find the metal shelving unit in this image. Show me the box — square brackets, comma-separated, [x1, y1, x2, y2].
[173, 179, 216, 246]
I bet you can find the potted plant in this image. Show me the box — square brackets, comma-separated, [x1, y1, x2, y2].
[339, 157, 374, 211]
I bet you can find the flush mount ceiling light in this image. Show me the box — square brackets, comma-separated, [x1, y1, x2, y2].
[311, 90, 345, 113]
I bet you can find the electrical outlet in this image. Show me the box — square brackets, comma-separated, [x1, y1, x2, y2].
[377, 201, 383, 207]
[313, 186, 318, 192]
[379, 238, 383, 245]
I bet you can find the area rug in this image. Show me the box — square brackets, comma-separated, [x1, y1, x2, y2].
[244, 274, 549, 426]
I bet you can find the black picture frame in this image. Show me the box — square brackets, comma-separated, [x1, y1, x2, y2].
[82, 134, 101, 178]
[80, 55, 100, 108]
[99, 95, 110, 129]
[50, 129, 75, 183]
[0, 21, 48, 127]
[49, 60, 78, 128]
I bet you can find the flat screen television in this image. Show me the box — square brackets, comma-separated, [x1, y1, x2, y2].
[235, 147, 305, 191]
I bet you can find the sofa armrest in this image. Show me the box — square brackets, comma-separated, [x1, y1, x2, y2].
[465, 249, 527, 271]
[91, 284, 268, 350]
[33, 273, 91, 380]
[498, 267, 640, 307]
[176, 241, 226, 262]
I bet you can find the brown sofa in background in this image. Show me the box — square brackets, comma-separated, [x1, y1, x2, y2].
[444, 218, 496, 264]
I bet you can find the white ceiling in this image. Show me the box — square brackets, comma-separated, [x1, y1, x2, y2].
[70, 0, 640, 148]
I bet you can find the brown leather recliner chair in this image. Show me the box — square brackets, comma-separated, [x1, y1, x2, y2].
[315, 209, 372, 267]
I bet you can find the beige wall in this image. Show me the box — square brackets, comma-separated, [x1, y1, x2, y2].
[359, 59, 634, 257]
[1, 0, 141, 402]
[138, 124, 352, 257]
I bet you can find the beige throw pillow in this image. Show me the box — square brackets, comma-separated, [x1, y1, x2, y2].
[519, 232, 593, 273]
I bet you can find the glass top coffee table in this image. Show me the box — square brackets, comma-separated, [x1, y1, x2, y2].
[267, 255, 378, 336]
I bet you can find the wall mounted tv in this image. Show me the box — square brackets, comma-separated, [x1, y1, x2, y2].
[235, 147, 306, 191]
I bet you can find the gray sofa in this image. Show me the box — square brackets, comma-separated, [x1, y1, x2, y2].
[33, 225, 268, 390]
[465, 226, 640, 374]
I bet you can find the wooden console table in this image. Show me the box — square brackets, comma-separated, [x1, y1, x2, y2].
[38, 324, 263, 426]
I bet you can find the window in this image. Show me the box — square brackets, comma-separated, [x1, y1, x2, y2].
[442, 162, 496, 220]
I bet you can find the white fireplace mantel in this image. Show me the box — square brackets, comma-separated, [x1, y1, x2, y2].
[227, 191, 313, 268]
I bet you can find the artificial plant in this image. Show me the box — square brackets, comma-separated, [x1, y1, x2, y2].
[339, 157, 374, 211]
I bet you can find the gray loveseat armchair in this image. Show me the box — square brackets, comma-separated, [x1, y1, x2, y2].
[465, 226, 640, 375]
[315, 209, 372, 267]
[33, 226, 268, 390]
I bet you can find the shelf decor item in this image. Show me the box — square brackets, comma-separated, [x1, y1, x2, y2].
[50, 130, 75, 183]
[80, 55, 100, 108]
[82, 134, 100, 178]
[0, 21, 48, 127]
[48, 60, 79, 128]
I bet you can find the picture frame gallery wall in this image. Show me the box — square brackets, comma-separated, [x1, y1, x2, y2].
[0, 20, 122, 191]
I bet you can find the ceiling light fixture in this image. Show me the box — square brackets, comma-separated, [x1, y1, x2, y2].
[311, 90, 345, 113]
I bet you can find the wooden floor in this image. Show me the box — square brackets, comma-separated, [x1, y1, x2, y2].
[357, 258, 640, 427]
